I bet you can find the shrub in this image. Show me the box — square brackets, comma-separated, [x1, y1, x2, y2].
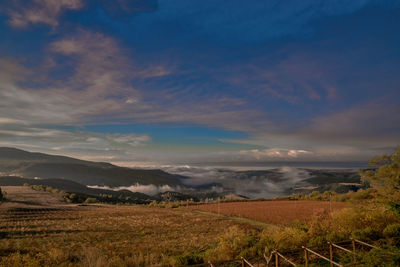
[205, 226, 256, 261]
[68, 193, 78, 202]
[383, 223, 400, 238]
[360, 247, 400, 267]
[84, 197, 98, 204]
[361, 146, 400, 216]
[174, 252, 204, 266]
[270, 227, 307, 251]
[308, 191, 322, 200]
[352, 227, 382, 241]
[349, 188, 376, 201]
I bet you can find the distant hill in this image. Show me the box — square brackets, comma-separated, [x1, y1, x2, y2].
[0, 176, 153, 204]
[303, 169, 361, 185]
[0, 147, 187, 187]
[0, 147, 112, 167]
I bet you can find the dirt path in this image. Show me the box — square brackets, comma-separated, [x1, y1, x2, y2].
[0, 186, 69, 210]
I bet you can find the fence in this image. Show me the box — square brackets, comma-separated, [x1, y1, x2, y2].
[205, 238, 395, 267]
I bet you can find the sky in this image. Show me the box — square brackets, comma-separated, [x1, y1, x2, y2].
[0, 0, 399, 167]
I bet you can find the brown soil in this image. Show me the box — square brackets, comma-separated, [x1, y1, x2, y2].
[189, 200, 347, 225]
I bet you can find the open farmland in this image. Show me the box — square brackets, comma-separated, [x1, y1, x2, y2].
[188, 200, 347, 225]
[2, 186, 398, 266]
[0, 186, 256, 266]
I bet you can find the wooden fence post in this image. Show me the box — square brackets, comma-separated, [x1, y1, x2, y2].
[303, 246, 308, 267]
[351, 239, 356, 264]
[241, 257, 245, 267]
[329, 242, 333, 267]
[302, 246, 343, 267]
[275, 251, 279, 267]
[274, 250, 297, 266]
[329, 241, 359, 266]
[264, 247, 273, 265]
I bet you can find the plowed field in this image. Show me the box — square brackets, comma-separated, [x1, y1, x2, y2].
[189, 200, 347, 224]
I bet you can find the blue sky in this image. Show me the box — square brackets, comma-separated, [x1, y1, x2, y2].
[0, 0, 399, 166]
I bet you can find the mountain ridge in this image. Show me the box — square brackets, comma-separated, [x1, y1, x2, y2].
[0, 147, 187, 187]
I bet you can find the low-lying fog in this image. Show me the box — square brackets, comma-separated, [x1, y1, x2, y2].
[164, 165, 310, 198]
[89, 162, 366, 198]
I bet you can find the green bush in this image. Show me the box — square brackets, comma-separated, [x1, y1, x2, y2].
[383, 223, 400, 238]
[175, 252, 204, 266]
[68, 193, 78, 202]
[360, 248, 400, 267]
[84, 197, 98, 204]
[270, 227, 308, 251]
[205, 226, 257, 261]
[349, 188, 376, 201]
[352, 227, 382, 241]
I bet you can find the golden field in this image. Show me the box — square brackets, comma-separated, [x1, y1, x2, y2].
[1, 186, 399, 266]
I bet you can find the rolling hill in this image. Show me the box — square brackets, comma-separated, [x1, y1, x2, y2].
[0, 176, 153, 203]
[0, 147, 187, 187]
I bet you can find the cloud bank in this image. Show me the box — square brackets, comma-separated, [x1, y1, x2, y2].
[88, 183, 176, 196]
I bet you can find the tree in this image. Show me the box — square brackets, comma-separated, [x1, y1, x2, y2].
[361, 146, 400, 215]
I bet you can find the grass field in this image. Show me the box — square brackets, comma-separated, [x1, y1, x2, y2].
[0, 186, 257, 266]
[188, 200, 347, 225]
[1, 186, 398, 266]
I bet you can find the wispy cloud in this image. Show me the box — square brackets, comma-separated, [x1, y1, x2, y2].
[50, 29, 137, 96]
[7, 0, 83, 28]
[222, 51, 340, 104]
[302, 101, 400, 142]
[1, 1, 399, 165]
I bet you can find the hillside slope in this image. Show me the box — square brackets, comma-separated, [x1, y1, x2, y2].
[0, 147, 187, 187]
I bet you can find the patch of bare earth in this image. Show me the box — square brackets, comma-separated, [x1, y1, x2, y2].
[188, 200, 347, 225]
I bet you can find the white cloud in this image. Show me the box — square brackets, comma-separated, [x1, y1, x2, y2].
[239, 148, 312, 160]
[0, 118, 26, 125]
[0, 23, 398, 165]
[87, 183, 176, 196]
[0, 31, 270, 136]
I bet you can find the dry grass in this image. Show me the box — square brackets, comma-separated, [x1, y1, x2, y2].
[0, 187, 361, 266]
[188, 200, 347, 225]
[0, 204, 256, 266]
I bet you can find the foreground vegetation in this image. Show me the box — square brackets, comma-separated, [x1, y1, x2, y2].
[1, 202, 399, 266]
[0, 204, 257, 266]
